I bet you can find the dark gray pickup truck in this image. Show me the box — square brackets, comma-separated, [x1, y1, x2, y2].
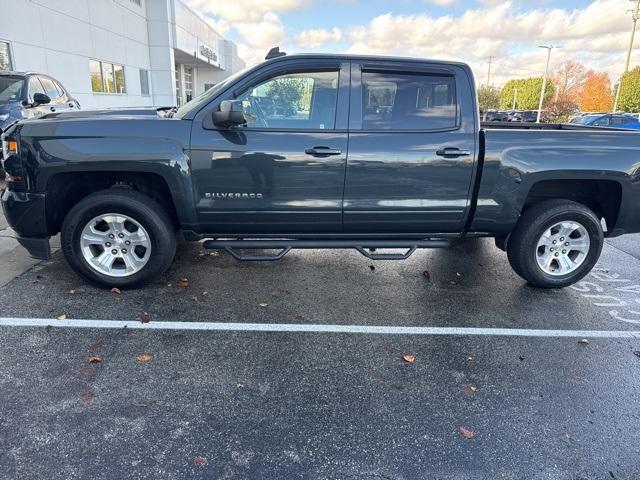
[2, 53, 640, 289]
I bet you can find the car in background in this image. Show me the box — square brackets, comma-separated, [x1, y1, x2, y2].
[568, 113, 639, 128]
[483, 110, 509, 122]
[509, 110, 538, 122]
[0, 72, 80, 136]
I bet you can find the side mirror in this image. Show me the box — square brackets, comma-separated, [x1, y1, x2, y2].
[32, 93, 51, 106]
[212, 100, 246, 128]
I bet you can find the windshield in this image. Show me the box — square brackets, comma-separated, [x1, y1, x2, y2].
[0, 76, 24, 104]
[570, 115, 601, 125]
[174, 66, 252, 119]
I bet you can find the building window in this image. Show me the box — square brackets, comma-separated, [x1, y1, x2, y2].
[183, 66, 193, 102]
[175, 64, 182, 106]
[139, 69, 150, 96]
[0, 41, 12, 71]
[89, 59, 126, 94]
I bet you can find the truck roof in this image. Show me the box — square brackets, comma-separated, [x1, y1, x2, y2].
[262, 52, 470, 69]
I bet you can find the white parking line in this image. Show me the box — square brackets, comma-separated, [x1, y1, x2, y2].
[0, 317, 639, 338]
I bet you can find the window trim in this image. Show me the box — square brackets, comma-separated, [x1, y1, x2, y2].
[201, 60, 350, 133]
[89, 58, 127, 95]
[350, 62, 462, 134]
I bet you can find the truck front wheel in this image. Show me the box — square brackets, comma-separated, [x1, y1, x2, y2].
[61, 189, 177, 288]
[506, 200, 604, 289]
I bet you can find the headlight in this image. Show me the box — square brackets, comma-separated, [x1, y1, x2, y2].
[0, 114, 8, 122]
[21, 109, 34, 119]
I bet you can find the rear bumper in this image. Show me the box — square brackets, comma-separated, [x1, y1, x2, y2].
[1, 188, 51, 260]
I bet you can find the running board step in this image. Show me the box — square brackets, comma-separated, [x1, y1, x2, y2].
[202, 239, 451, 262]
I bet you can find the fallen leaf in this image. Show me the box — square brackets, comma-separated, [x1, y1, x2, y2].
[259, 303, 269, 308]
[110, 287, 122, 295]
[558, 432, 572, 444]
[191, 296, 199, 303]
[202, 291, 209, 296]
[578, 338, 590, 345]
[464, 355, 474, 364]
[633, 351, 640, 358]
[402, 354, 416, 363]
[88, 340, 104, 353]
[137, 312, 150, 323]
[82, 391, 94, 400]
[194, 456, 207, 466]
[422, 270, 431, 280]
[369, 265, 375, 271]
[460, 385, 478, 395]
[456, 272, 462, 278]
[459, 426, 475, 439]
[136, 354, 153, 362]
[88, 356, 102, 364]
[80, 391, 94, 407]
[68, 289, 76, 295]
[177, 278, 190, 288]
[57, 314, 67, 321]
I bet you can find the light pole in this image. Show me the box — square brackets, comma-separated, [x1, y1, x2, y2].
[536, 45, 559, 123]
[613, 0, 640, 112]
[487, 56, 493, 86]
[512, 88, 518, 110]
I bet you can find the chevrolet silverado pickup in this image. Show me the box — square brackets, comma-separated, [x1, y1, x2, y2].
[2, 53, 640, 289]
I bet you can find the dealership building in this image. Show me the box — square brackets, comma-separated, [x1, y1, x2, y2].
[0, 0, 245, 109]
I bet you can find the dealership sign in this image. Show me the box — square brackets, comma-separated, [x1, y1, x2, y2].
[199, 44, 218, 64]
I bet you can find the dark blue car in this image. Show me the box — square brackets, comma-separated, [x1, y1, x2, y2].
[0, 72, 80, 136]
[569, 113, 640, 129]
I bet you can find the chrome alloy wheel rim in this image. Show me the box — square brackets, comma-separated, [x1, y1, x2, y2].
[80, 213, 152, 277]
[535, 221, 590, 276]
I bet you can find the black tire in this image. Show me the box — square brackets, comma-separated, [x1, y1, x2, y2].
[506, 200, 604, 289]
[61, 189, 177, 288]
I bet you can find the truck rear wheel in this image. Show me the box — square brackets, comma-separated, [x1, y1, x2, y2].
[506, 200, 603, 289]
[61, 189, 176, 288]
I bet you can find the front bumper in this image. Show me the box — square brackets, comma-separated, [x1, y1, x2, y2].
[1, 188, 51, 260]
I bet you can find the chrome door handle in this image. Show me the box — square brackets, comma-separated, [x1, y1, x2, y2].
[305, 146, 342, 157]
[436, 147, 470, 157]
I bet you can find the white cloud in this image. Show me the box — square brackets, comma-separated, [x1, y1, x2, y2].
[185, 0, 640, 82]
[295, 27, 342, 48]
[423, 0, 457, 5]
[342, 0, 638, 85]
[184, 0, 310, 23]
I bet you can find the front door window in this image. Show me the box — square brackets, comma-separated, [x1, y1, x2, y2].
[236, 70, 339, 130]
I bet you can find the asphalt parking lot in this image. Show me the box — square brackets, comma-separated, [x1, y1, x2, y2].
[0, 229, 640, 479]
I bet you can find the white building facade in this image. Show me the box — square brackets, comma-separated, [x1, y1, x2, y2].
[0, 0, 245, 109]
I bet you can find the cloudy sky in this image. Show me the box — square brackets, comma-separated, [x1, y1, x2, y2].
[185, 0, 640, 86]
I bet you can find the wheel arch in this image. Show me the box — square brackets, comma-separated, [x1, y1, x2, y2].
[44, 170, 188, 235]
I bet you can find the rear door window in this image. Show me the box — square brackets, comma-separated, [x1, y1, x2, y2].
[361, 70, 457, 130]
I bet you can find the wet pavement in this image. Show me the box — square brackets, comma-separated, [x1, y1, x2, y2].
[0, 236, 639, 479]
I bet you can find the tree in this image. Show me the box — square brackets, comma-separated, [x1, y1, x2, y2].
[477, 85, 501, 111]
[500, 77, 555, 110]
[617, 66, 640, 112]
[545, 99, 580, 123]
[578, 70, 613, 112]
[551, 60, 586, 103]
